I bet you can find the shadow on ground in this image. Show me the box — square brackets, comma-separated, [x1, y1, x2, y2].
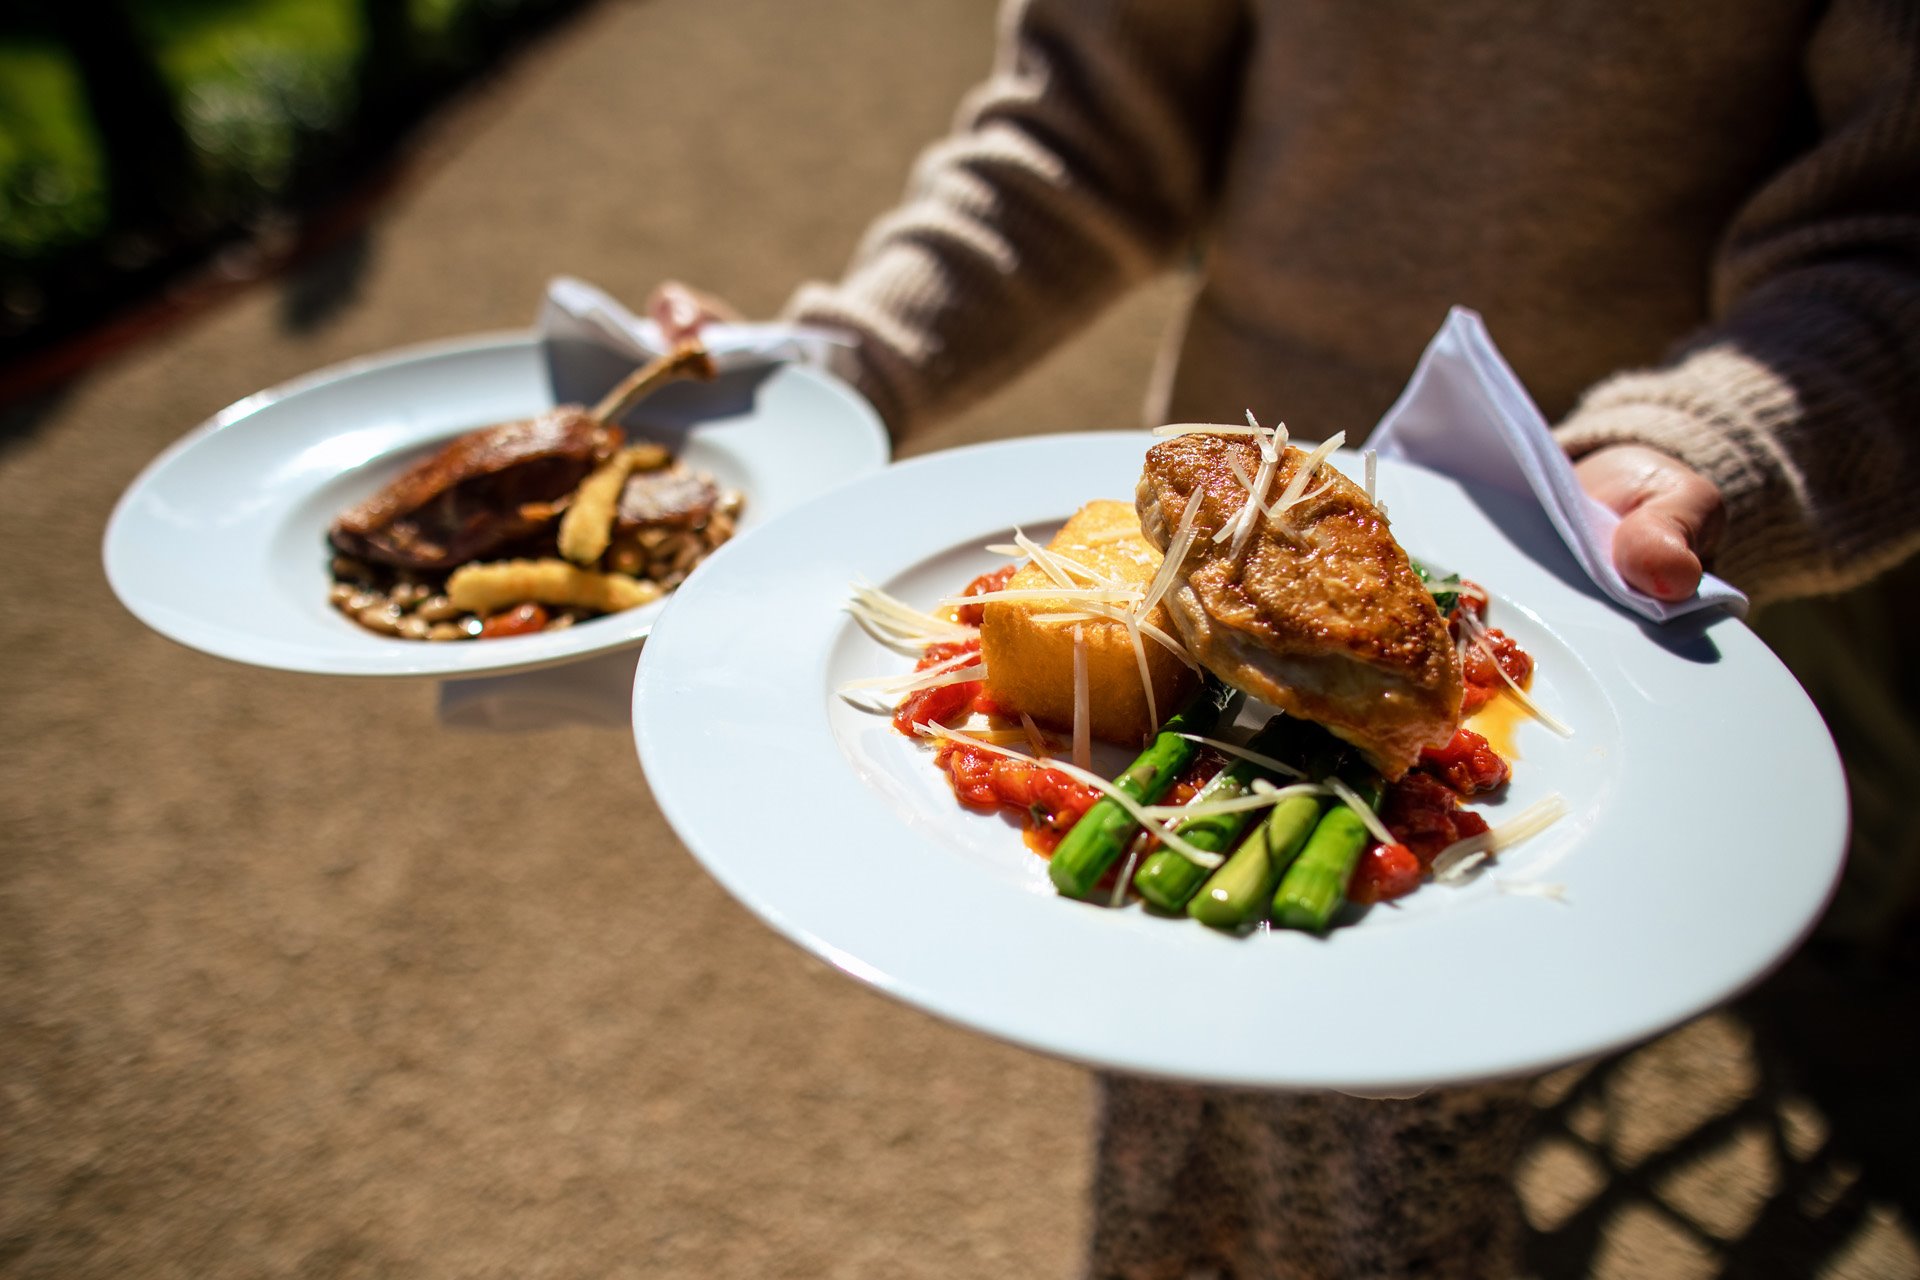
[1525, 927, 1920, 1278]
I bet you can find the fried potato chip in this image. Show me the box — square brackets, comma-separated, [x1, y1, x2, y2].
[556, 444, 672, 565]
[446, 559, 662, 616]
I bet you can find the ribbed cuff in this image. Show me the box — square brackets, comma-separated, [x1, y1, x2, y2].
[781, 281, 916, 439]
[1551, 339, 1834, 600]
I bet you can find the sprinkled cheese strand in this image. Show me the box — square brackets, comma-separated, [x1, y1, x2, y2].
[913, 723, 1232, 869]
[846, 581, 976, 649]
[1034, 601, 1201, 672]
[1141, 782, 1327, 820]
[1016, 536, 1082, 591]
[1323, 774, 1398, 847]
[1219, 437, 1281, 556]
[1497, 880, 1568, 901]
[1110, 836, 1148, 908]
[1456, 606, 1574, 737]
[1123, 611, 1157, 741]
[837, 646, 982, 691]
[1135, 486, 1205, 625]
[988, 529, 1128, 593]
[837, 662, 986, 704]
[1018, 712, 1052, 759]
[1270, 474, 1336, 517]
[1227, 452, 1260, 504]
[1432, 794, 1568, 882]
[1267, 431, 1346, 525]
[984, 533, 1072, 590]
[1174, 733, 1309, 779]
[1071, 626, 1091, 770]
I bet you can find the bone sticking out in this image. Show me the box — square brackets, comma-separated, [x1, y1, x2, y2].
[590, 342, 719, 423]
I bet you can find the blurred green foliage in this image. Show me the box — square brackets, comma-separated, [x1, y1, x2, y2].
[0, 37, 108, 260]
[0, 0, 582, 353]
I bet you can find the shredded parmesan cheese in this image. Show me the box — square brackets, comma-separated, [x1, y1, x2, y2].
[1323, 774, 1398, 847]
[1110, 834, 1148, 907]
[1141, 782, 1326, 820]
[1266, 431, 1346, 529]
[1456, 606, 1574, 737]
[1071, 625, 1091, 770]
[1123, 610, 1157, 743]
[1497, 879, 1568, 901]
[836, 666, 986, 713]
[1019, 712, 1052, 759]
[837, 647, 981, 692]
[1003, 529, 1126, 591]
[1432, 794, 1568, 881]
[1032, 603, 1201, 672]
[846, 581, 976, 650]
[1136, 487, 1205, 625]
[1220, 441, 1281, 557]
[1174, 733, 1308, 780]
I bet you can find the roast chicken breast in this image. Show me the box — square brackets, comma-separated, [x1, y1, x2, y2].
[1136, 433, 1462, 778]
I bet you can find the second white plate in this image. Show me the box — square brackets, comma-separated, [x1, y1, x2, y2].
[104, 331, 890, 678]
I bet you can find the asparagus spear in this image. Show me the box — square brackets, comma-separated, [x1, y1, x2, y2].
[1270, 770, 1386, 932]
[1131, 716, 1300, 913]
[1187, 792, 1325, 930]
[1047, 681, 1236, 900]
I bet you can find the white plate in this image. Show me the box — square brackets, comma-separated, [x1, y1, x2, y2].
[632, 432, 1848, 1092]
[103, 331, 889, 677]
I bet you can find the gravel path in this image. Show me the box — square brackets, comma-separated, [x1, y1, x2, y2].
[4, 2, 1915, 1276]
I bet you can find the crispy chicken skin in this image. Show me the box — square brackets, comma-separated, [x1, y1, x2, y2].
[1136, 433, 1463, 778]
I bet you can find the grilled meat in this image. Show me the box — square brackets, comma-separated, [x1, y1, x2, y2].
[1136, 432, 1462, 778]
[329, 407, 620, 572]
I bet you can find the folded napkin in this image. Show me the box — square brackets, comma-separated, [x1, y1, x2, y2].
[542, 275, 850, 402]
[1368, 307, 1747, 622]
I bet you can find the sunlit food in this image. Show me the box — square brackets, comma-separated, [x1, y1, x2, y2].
[325, 344, 743, 640]
[842, 421, 1567, 932]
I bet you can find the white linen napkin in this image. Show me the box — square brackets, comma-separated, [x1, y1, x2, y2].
[1368, 307, 1748, 622]
[542, 275, 851, 395]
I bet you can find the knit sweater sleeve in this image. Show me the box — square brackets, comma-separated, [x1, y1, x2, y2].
[779, 0, 1246, 436]
[1552, 0, 1920, 605]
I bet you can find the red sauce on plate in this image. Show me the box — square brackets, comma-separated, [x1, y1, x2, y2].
[894, 566, 1537, 907]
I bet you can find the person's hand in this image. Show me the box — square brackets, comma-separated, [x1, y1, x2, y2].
[645, 280, 740, 347]
[1574, 444, 1725, 601]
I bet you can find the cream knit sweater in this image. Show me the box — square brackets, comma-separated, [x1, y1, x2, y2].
[788, 0, 1920, 606]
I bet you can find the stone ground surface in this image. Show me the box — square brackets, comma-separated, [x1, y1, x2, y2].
[3, 1, 1917, 1276]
